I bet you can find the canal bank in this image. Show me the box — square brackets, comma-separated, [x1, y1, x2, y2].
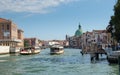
[0, 48, 119, 75]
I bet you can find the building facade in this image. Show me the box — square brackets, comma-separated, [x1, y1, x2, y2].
[17, 29, 24, 47]
[81, 31, 93, 52]
[0, 18, 24, 47]
[24, 38, 39, 47]
[66, 24, 83, 49]
[81, 30, 109, 52]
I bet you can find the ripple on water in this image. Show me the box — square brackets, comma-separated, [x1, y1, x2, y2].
[0, 48, 119, 75]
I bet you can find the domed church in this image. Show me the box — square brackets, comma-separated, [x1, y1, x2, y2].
[66, 23, 83, 49]
[75, 23, 83, 37]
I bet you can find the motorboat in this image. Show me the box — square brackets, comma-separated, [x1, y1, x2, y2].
[50, 45, 64, 55]
[20, 46, 41, 55]
[107, 50, 120, 63]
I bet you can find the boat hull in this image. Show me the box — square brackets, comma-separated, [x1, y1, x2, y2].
[20, 50, 40, 55]
[50, 50, 64, 55]
[20, 52, 31, 55]
[20, 47, 41, 55]
[107, 56, 118, 64]
[107, 51, 120, 64]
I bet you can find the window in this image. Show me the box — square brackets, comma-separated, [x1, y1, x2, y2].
[7, 24, 9, 30]
[7, 35, 10, 39]
[2, 24, 4, 31]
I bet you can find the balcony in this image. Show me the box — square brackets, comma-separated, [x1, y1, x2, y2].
[0, 39, 22, 43]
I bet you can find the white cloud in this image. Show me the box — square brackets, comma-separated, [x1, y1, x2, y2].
[0, 0, 77, 13]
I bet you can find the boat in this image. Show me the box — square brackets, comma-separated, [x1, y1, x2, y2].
[107, 50, 120, 64]
[20, 46, 41, 55]
[50, 45, 64, 55]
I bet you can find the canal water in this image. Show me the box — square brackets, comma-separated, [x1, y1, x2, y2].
[0, 48, 119, 75]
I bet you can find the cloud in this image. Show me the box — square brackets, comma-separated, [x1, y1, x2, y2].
[0, 0, 77, 13]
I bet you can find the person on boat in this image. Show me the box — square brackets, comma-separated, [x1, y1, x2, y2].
[20, 48, 24, 52]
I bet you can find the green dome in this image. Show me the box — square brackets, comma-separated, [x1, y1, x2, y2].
[75, 24, 83, 37]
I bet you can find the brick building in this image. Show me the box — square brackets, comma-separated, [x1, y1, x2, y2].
[0, 18, 24, 47]
[24, 38, 39, 47]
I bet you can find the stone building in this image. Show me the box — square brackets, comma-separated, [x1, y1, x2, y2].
[0, 18, 24, 47]
[17, 29, 24, 47]
[66, 24, 83, 49]
[81, 31, 93, 52]
[46, 40, 69, 47]
[92, 30, 107, 44]
[24, 38, 39, 47]
[81, 30, 109, 52]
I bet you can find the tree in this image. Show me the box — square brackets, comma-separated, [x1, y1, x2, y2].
[109, 0, 120, 42]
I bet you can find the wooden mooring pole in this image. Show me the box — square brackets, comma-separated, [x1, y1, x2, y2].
[95, 53, 99, 60]
[90, 53, 95, 61]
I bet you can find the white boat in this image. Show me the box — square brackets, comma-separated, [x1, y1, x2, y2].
[50, 45, 64, 54]
[107, 50, 120, 63]
[104, 46, 120, 63]
[20, 46, 41, 55]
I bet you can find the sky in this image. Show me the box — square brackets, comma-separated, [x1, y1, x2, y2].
[0, 0, 116, 40]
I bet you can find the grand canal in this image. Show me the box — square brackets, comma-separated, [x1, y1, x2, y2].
[0, 48, 119, 75]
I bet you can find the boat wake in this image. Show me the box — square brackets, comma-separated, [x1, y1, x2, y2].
[0, 60, 7, 62]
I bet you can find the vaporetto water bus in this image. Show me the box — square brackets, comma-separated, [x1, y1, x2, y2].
[50, 45, 64, 55]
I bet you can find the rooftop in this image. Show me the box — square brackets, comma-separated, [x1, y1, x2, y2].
[75, 23, 83, 37]
[0, 18, 10, 23]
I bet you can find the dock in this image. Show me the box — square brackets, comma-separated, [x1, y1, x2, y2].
[81, 49, 107, 61]
[81, 43, 107, 61]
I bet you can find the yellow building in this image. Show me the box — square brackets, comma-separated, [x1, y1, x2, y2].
[0, 18, 24, 48]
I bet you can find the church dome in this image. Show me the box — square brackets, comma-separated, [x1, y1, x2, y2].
[75, 24, 83, 37]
